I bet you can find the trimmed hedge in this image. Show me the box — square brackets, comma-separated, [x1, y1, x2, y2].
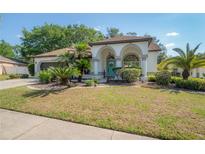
[175, 78, 205, 91]
[84, 79, 98, 86]
[9, 74, 29, 79]
[170, 76, 182, 84]
[148, 75, 156, 82]
[155, 71, 171, 86]
[118, 67, 141, 83]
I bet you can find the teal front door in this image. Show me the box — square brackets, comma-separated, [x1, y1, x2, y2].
[107, 59, 116, 77]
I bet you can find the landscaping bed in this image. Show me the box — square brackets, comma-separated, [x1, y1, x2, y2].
[0, 86, 205, 139]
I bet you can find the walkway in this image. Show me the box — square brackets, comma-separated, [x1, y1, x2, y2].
[0, 109, 155, 140]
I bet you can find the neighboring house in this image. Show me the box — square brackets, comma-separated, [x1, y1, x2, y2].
[0, 55, 28, 75]
[34, 36, 161, 80]
[173, 67, 205, 78]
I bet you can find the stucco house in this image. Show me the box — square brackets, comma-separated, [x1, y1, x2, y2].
[0, 55, 29, 75]
[34, 36, 162, 80]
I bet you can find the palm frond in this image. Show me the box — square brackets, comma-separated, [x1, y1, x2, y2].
[172, 48, 186, 58]
[193, 43, 202, 54]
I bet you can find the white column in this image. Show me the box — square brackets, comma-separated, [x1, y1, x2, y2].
[141, 54, 148, 81]
[93, 58, 99, 75]
[34, 61, 39, 76]
[115, 56, 122, 68]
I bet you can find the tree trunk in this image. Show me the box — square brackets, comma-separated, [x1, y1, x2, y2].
[78, 69, 83, 82]
[182, 69, 190, 80]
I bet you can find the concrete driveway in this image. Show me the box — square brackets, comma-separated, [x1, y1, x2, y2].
[0, 109, 155, 140]
[0, 78, 38, 90]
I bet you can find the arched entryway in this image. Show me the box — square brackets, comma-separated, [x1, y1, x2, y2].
[120, 44, 142, 68]
[97, 46, 116, 77]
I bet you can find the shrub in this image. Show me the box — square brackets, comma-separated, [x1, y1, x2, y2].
[20, 74, 29, 78]
[28, 63, 35, 76]
[155, 71, 171, 86]
[148, 75, 156, 82]
[9, 74, 21, 79]
[49, 67, 80, 85]
[175, 78, 205, 91]
[38, 70, 52, 84]
[85, 78, 98, 86]
[170, 76, 182, 84]
[118, 67, 141, 83]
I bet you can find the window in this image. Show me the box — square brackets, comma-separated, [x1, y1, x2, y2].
[123, 55, 139, 67]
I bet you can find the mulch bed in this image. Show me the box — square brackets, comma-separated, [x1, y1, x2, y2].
[28, 83, 71, 91]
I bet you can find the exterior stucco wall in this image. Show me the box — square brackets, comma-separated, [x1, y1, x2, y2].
[34, 57, 59, 75]
[191, 68, 205, 78]
[91, 41, 159, 80]
[34, 41, 160, 80]
[147, 52, 159, 72]
[92, 42, 149, 58]
[0, 62, 28, 75]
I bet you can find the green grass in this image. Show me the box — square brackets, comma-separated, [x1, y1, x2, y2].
[0, 86, 205, 139]
[0, 75, 9, 81]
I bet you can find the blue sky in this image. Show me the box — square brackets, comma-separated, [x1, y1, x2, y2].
[0, 13, 205, 56]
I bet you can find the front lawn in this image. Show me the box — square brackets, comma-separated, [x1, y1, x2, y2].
[0, 75, 9, 81]
[0, 86, 205, 139]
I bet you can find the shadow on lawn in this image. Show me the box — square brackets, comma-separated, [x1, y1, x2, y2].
[23, 89, 66, 98]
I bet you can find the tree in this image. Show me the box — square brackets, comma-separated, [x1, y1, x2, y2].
[75, 58, 91, 82]
[126, 32, 137, 36]
[74, 43, 90, 82]
[58, 52, 75, 67]
[58, 42, 91, 82]
[157, 51, 168, 64]
[107, 27, 123, 38]
[20, 24, 104, 59]
[49, 67, 80, 85]
[0, 40, 14, 57]
[74, 42, 90, 59]
[158, 43, 205, 80]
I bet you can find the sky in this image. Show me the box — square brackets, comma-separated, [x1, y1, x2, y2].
[0, 13, 205, 56]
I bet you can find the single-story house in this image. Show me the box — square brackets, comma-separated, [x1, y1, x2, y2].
[173, 67, 205, 78]
[34, 36, 161, 80]
[0, 55, 29, 75]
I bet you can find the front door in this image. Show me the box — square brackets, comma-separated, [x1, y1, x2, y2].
[106, 59, 116, 77]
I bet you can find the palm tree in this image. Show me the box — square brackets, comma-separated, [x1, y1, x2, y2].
[49, 67, 80, 85]
[74, 42, 90, 59]
[74, 43, 90, 82]
[158, 43, 205, 80]
[75, 58, 91, 82]
[58, 52, 75, 67]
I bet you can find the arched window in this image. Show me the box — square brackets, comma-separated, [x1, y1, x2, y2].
[123, 55, 139, 67]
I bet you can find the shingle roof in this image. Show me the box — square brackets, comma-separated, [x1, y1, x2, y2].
[89, 36, 153, 46]
[148, 42, 161, 51]
[0, 55, 27, 66]
[34, 47, 92, 58]
[34, 37, 161, 58]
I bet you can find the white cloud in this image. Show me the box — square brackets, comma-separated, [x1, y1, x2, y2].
[166, 32, 179, 36]
[16, 34, 22, 38]
[165, 43, 175, 48]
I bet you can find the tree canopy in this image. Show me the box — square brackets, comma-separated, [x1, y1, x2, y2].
[158, 43, 205, 79]
[19, 24, 104, 58]
[0, 40, 14, 58]
[106, 27, 123, 38]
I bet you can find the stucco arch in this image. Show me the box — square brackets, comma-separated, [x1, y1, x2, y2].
[95, 45, 116, 75]
[120, 44, 143, 67]
[120, 44, 143, 58]
[96, 45, 116, 59]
